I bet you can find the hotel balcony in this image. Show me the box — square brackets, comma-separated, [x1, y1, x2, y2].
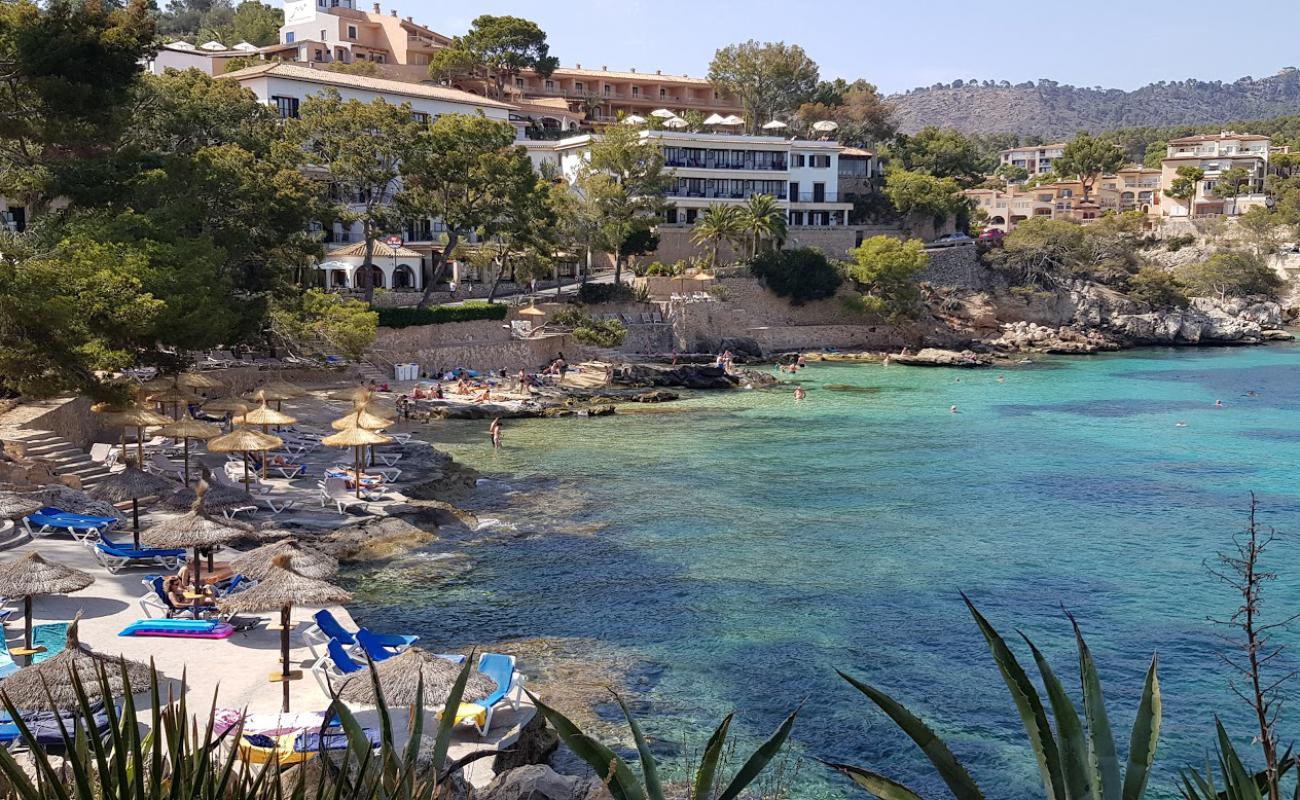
[665, 188, 788, 200]
[664, 157, 788, 171]
[406, 34, 440, 50]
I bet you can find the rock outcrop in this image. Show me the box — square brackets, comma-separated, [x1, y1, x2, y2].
[476, 765, 610, 800]
[892, 348, 993, 367]
[614, 363, 740, 389]
[1101, 298, 1285, 346]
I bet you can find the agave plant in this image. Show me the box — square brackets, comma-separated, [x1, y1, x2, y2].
[0, 650, 484, 800]
[826, 594, 1162, 800]
[1177, 719, 1296, 800]
[529, 689, 799, 800]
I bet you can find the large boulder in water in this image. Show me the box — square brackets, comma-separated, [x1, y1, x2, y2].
[614, 363, 739, 389]
[892, 348, 992, 367]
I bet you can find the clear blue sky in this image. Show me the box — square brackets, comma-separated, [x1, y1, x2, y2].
[318, 0, 1300, 94]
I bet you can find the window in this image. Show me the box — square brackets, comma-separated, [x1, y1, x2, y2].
[603, 84, 611, 96]
[285, 31, 295, 43]
[271, 95, 300, 119]
[319, 29, 326, 41]
[347, 25, 357, 39]
[411, 111, 430, 124]
[313, 48, 323, 61]
[789, 181, 799, 200]
[545, 79, 555, 91]
[373, 54, 384, 63]
[515, 78, 525, 89]
[631, 86, 639, 97]
[660, 88, 666, 98]
[574, 81, 583, 92]
[793, 154, 805, 167]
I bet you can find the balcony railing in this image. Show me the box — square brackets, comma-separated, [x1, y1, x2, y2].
[665, 188, 788, 200]
[664, 158, 788, 171]
[790, 191, 840, 202]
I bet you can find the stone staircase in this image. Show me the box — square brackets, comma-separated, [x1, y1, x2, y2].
[355, 361, 391, 386]
[5, 430, 114, 490]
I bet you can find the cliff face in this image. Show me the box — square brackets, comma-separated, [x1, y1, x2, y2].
[890, 69, 1300, 136]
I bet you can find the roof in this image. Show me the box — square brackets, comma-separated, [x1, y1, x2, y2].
[329, 241, 422, 258]
[840, 146, 875, 158]
[219, 62, 514, 110]
[1168, 132, 1270, 144]
[999, 142, 1068, 155]
[1161, 154, 1265, 163]
[551, 66, 712, 86]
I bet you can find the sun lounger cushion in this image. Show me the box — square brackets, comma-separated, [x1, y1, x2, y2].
[120, 620, 234, 639]
[31, 623, 68, 664]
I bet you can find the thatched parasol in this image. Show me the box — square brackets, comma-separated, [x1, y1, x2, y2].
[0, 613, 152, 711]
[202, 397, 250, 415]
[89, 458, 178, 547]
[102, 406, 170, 465]
[157, 413, 221, 485]
[330, 386, 373, 404]
[338, 647, 496, 708]
[140, 376, 176, 393]
[219, 554, 352, 712]
[148, 386, 201, 420]
[177, 372, 225, 391]
[228, 539, 338, 580]
[321, 422, 392, 498]
[261, 378, 306, 399]
[0, 492, 42, 521]
[207, 426, 282, 485]
[140, 483, 249, 595]
[0, 553, 94, 654]
[235, 399, 297, 433]
[330, 409, 392, 431]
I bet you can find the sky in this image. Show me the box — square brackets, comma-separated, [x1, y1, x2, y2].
[300, 0, 1300, 95]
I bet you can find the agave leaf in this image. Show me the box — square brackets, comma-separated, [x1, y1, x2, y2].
[0, 742, 41, 800]
[694, 713, 733, 800]
[527, 690, 647, 800]
[1071, 614, 1121, 800]
[1120, 656, 1161, 800]
[1215, 718, 1259, 800]
[431, 652, 476, 782]
[962, 594, 1066, 800]
[716, 704, 800, 800]
[838, 670, 983, 800]
[1023, 635, 1091, 800]
[824, 761, 927, 800]
[330, 698, 383, 775]
[403, 673, 427, 797]
[614, 692, 665, 800]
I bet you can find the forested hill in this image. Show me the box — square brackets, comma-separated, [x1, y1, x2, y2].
[890, 69, 1300, 137]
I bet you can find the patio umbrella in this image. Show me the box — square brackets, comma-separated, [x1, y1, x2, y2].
[0, 492, 41, 521]
[201, 397, 250, 432]
[621, 114, 646, 125]
[148, 386, 201, 420]
[0, 613, 152, 711]
[89, 458, 178, 547]
[330, 409, 393, 431]
[177, 371, 225, 391]
[141, 482, 249, 596]
[261, 378, 307, 399]
[519, 301, 546, 318]
[338, 646, 496, 708]
[321, 422, 392, 498]
[245, 386, 297, 413]
[650, 108, 676, 119]
[140, 376, 176, 393]
[105, 406, 170, 465]
[703, 113, 726, 126]
[0, 553, 94, 655]
[329, 387, 374, 404]
[663, 116, 688, 129]
[207, 426, 282, 486]
[163, 475, 255, 516]
[219, 554, 351, 712]
[157, 413, 221, 485]
[812, 120, 839, 132]
[229, 539, 337, 581]
[721, 114, 744, 127]
[762, 120, 788, 130]
[236, 398, 297, 436]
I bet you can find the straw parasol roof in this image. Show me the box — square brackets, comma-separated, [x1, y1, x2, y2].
[140, 484, 250, 551]
[158, 413, 221, 440]
[321, 425, 391, 448]
[89, 460, 177, 505]
[338, 647, 496, 707]
[177, 372, 225, 390]
[0, 492, 42, 521]
[330, 387, 373, 404]
[219, 555, 351, 615]
[261, 378, 306, 398]
[0, 613, 154, 711]
[235, 400, 296, 428]
[0, 552, 94, 599]
[202, 397, 250, 415]
[140, 376, 176, 392]
[245, 387, 295, 403]
[208, 427, 282, 454]
[518, 304, 546, 317]
[147, 386, 201, 405]
[229, 539, 338, 580]
[107, 406, 170, 427]
[330, 409, 392, 431]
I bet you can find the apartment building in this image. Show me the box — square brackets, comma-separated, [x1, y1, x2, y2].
[506, 66, 743, 123]
[1099, 166, 1162, 213]
[1158, 132, 1271, 217]
[968, 168, 1159, 234]
[276, 0, 446, 79]
[838, 146, 879, 207]
[998, 143, 1067, 177]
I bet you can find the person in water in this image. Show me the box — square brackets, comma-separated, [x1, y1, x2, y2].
[794, 386, 806, 402]
[950, 405, 959, 414]
[489, 417, 502, 449]
[1215, 399, 1224, 408]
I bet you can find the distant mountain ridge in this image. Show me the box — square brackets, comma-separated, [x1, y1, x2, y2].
[889, 69, 1300, 137]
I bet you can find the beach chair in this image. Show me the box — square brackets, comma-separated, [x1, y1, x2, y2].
[30, 623, 68, 664]
[250, 456, 307, 480]
[309, 638, 367, 694]
[94, 536, 186, 574]
[389, 432, 412, 445]
[0, 637, 18, 679]
[138, 577, 217, 619]
[146, 453, 185, 481]
[220, 505, 258, 520]
[354, 628, 409, 663]
[23, 508, 116, 542]
[369, 466, 402, 483]
[257, 495, 297, 515]
[303, 609, 416, 658]
[438, 653, 524, 735]
[372, 451, 402, 467]
[318, 478, 369, 514]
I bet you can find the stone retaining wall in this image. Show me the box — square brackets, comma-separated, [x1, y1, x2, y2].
[918, 245, 989, 289]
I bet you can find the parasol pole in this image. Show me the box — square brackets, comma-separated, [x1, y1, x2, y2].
[131, 498, 141, 548]
[136, 425, 145, 465]
[243, 451, 250, 487]
[183, 437, 190, 486]
[280, 605, 292, 712]
[22, 596, 32, 650]
[193, 546, 203, 595]
[354, 445, 362, 499]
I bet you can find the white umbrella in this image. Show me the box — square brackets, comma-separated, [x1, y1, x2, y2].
[703, 113, 727, 126]
[622, 114, 647, 125]
[650, 108, 677, 119]
[812, 120, 840, 132]
[721, 115, 745, 126]
[762, 120, 788, 130]
[663, 116, 689, 129]
[318, 260, 352, 270]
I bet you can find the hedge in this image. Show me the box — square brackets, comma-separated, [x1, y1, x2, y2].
[376, 302, 508, 328]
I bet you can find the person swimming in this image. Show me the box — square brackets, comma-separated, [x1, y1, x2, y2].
[1215, 399, 1224, 408]
[996, 374, 1005, 383]
[1176, 421, 1188, 428]
[950, 405, 959, 414]
[794, 386, 806, 402]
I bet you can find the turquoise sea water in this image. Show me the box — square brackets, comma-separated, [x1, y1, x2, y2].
[349, 345, 1300, 800]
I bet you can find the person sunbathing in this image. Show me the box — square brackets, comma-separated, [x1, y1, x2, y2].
[411, 385, 427, 400]
[473, 388, 491, 404]
[164, 575, 208, 609]
[456, 378, 471, 395]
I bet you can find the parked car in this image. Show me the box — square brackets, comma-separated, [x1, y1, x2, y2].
[929, 233, 975, 248]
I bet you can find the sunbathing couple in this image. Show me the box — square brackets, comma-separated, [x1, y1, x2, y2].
[162, 561, 232, 609]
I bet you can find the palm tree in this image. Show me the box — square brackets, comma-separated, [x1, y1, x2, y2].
[692, 204, 743, 267]
[739, 194, 787, 260]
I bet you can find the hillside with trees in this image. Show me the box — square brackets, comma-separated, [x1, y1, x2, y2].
[891, 69, 1300, 137]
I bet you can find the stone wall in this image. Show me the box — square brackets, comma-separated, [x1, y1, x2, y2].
[652, 225, 861, 263]
[918, 245, 989, 289]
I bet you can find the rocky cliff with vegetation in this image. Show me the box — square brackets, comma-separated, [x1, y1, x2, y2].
[891, 69, 1300, 137]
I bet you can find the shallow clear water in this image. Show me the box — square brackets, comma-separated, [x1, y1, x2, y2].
[349, 346, 1300, 800]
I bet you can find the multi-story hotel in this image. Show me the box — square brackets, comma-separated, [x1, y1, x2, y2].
[1158, 132, 1271, 217]
[504, 66, 743, 124]
[998, 143, 1067, 177]
[967, 165, 1162, 234]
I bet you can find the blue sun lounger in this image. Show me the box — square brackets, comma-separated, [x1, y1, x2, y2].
[23, 508, 117, 541]
[94, 537, 186, 574]
[303, 609, 417, 657]
[138, 577, 218, 619]
[0, 637, 18, 680]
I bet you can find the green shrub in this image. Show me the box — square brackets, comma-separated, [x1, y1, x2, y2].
[644, 262, 671, 276]
[271, 289, 378, 360]
[376, 301, 508, 328]
[1164, 233, 1197, 252]
[1176, 249, 1286, 300]
[750, 247, 842, 305]
[577, 282, 636, 304]
[551, 307, 627, 347]
[1127, 266, 1190, 309]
